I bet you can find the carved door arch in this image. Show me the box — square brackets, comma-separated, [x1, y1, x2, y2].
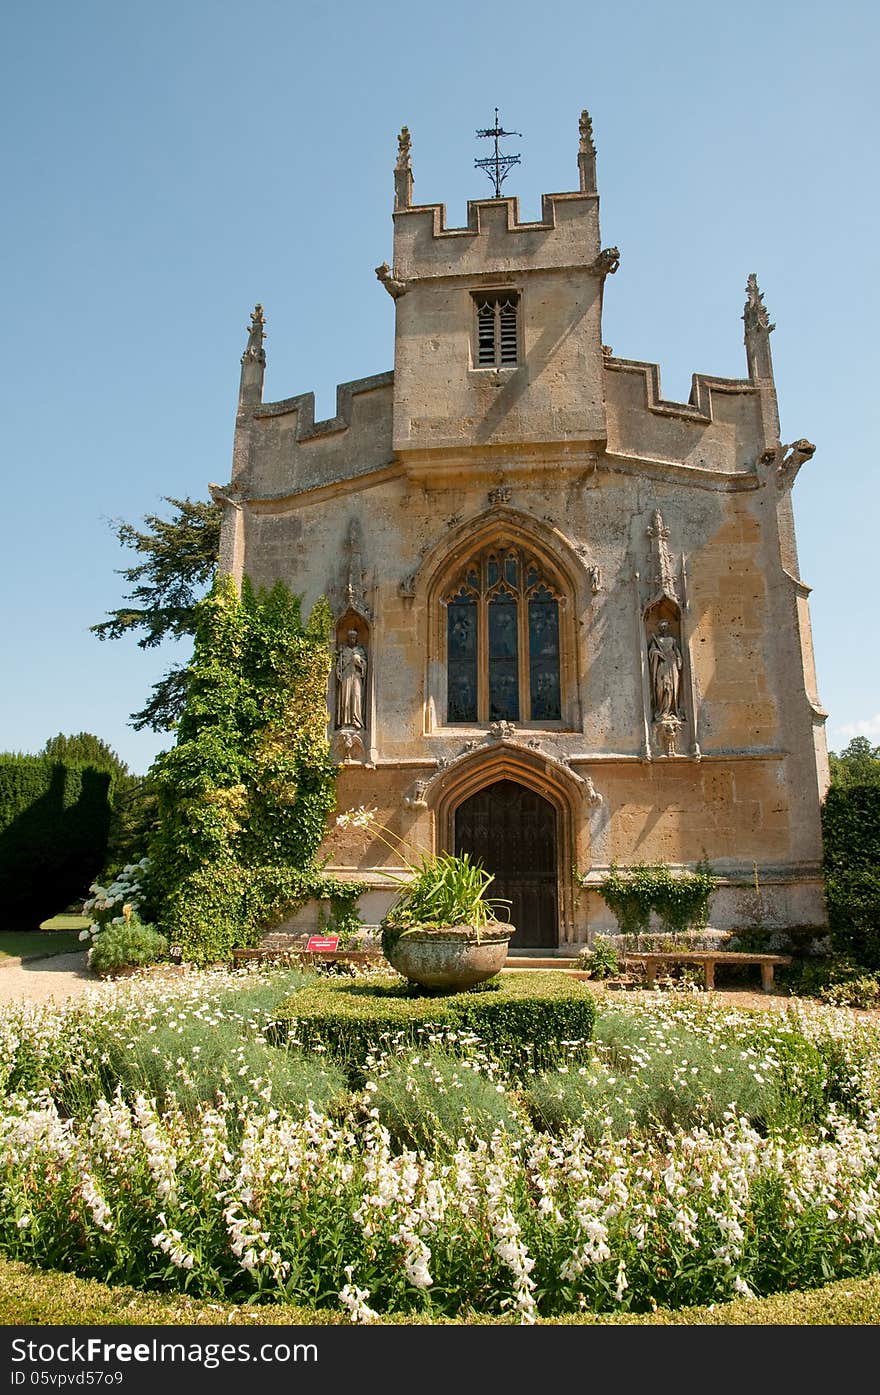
[454, 779, 558, 949]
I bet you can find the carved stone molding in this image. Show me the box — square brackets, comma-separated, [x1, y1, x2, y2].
[329, 518, 371, 620]
[488, 486, 512, 505]
[332, 728, 366, 765]
[758, 438, 816, 490]
[489, 720, 516, 741]
[583, 776, 602, 805]
[398, 573, 417, 601]
[589, 247, 620, 277]
[646, 509, 679, 606]
[404, 779, 429, 809]
[375, 261, 407, 299]
[655, 714, 683, 758]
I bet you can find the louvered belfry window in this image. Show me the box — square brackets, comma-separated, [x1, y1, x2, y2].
[445, 544, 562, 724]
[475, 292, 520, 367]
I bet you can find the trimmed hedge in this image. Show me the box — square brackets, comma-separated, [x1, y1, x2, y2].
[274, 971, 597, 1081]
[822, 782, 880, 968]
[2, 1256, 880, 1326]
[0, 756, 112, 925]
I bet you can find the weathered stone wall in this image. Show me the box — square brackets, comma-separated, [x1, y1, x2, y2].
[217, 133, 827, 941]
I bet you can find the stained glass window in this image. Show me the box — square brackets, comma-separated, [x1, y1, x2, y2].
[447, 590, 477, 723]
[444, 545, 563, 725]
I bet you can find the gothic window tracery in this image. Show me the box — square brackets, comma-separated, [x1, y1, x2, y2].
[444, 543, 563, 724]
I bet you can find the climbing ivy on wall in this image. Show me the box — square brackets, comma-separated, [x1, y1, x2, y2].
[148, 575, 359, 964]
[594, 860, 717, 936]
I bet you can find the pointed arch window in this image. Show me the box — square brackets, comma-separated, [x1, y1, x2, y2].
[444, 544, 562, 724]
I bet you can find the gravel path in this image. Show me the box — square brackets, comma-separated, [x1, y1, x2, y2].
[0, 953, 878, 1025]
[0, 951, 104, 1005]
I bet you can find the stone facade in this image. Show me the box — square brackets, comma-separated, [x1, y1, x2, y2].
[212, 113, 828, 946]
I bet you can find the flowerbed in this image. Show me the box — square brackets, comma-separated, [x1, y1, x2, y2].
[1, 968, 880, 1323]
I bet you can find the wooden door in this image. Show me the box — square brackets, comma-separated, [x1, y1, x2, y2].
[454, 779, 558, 949]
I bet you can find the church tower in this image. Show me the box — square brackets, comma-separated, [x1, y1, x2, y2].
[213, 111, 828, 945]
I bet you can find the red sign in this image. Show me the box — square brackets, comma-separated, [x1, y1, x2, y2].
[306, 936, 340, 952]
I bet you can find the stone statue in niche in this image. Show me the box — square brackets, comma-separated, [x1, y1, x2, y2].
[648, 620, 683, 721]
[335, 630, 368, 729]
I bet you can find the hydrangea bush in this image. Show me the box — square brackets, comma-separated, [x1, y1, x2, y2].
[81, 858, 151, 946]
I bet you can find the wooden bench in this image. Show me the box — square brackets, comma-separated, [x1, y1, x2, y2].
[621, 950, 792, 993]
[232, 946, 383, 969]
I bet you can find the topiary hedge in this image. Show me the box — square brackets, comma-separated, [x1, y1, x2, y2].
[273, 971, 597, 1082]
[3, 1256, 880, 1326]
[822, 783, 880, 968]
[0, 756, 112, 925]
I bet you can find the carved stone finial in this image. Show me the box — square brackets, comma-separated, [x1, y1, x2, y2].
[375, 261, 407, 299]
[578, 110, 595, 154]
[743, 273, 775, 382]
[744, 274, 774, 335]
[345, 519, 366, 612]
[646, 509, 679, 604]
[329, 518, 371, 620]
[589, 247, 620, 277]
[396, 126, 412, 171]
[242, 304, 266, 366]
[394, 126, 414, 211]
[578, 109, 597, 193]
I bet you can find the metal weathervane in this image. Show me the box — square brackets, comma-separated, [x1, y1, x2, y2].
[475, 108, 521, 197]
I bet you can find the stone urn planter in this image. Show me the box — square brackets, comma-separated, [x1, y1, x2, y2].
[382, 922, 513, 991]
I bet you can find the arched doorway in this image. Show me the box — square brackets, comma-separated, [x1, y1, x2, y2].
[454, 779, 558, 949]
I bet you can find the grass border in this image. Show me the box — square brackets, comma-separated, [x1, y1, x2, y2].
[1, 1257, 879, 1326]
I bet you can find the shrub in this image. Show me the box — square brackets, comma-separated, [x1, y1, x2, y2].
[822, 783, 880, 968]
[148, 577, 339, 964]
[577, 936, 620, 979]
[595, 861, 717, 937]
[365, 1047, 524, 1154]
[783, 957, 880, 1011]
[0, 756, 112, 925]
[87, 920, 169, 978]
[274, 972, 597, 1082]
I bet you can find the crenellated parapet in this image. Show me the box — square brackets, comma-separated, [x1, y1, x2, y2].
[392, 191, 601, 281]
[254, 369, 393, 439]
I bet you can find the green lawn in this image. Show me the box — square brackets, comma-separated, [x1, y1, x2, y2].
[38, 914, 90, 932]
[0, 930, 84, 962]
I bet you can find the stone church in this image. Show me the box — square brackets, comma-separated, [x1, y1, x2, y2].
[211, 111, 828, 948]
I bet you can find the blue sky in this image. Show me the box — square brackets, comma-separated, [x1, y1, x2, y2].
[1, 0, 877, 774]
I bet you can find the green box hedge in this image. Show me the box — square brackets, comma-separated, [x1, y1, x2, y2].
[822, 782, 880, 967]
[0, 755, 111, 925]
[273, 971, 596, 1080]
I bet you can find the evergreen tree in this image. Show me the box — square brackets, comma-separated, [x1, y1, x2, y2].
[41, 732, 129, 780]
[91, 496, 221, 731]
